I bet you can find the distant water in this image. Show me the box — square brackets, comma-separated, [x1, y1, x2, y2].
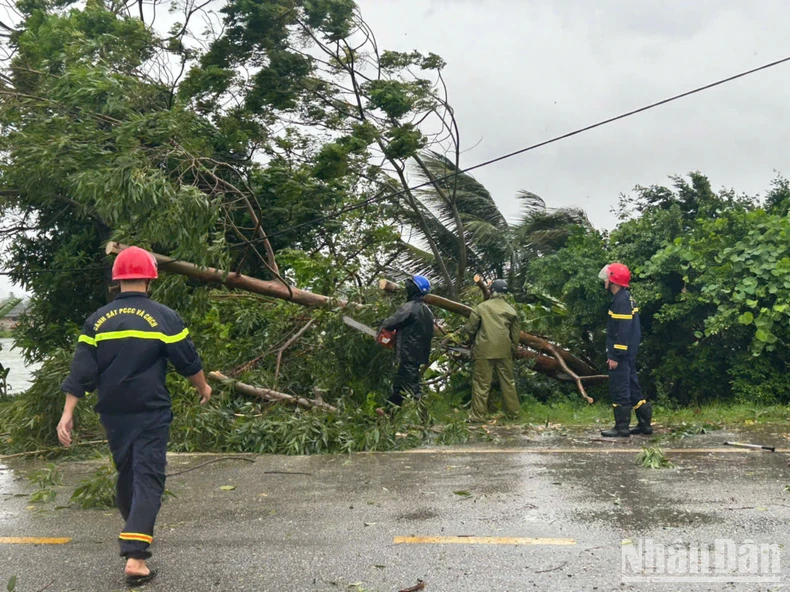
[0, 338, 40, 395]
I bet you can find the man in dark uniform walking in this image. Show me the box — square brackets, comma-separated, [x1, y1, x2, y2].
[378, 275, 434, 408]
[57, 246, 212, 585]
[598, 262, 652, 437]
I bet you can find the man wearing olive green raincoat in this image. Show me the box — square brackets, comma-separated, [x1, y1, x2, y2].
[464, 279, 520, 422]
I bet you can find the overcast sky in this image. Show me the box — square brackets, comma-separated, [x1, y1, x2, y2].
[357, 0, 790, 228]
[3, 0, 790, 297]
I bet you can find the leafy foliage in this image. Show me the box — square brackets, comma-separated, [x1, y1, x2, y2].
[636, 446, 675, 469]
[69, 462, 117, 509]
[28, 462, 63, 503]
[4, 0, 790, 459]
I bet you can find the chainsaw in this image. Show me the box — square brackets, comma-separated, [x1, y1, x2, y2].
[342, 316, 471, 356]
[342, 316, 395, 349]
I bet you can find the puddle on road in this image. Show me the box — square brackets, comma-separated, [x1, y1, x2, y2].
[0, 462, 22, 521]
[547, 455, 722, 530]
[578, 506, 717, 530]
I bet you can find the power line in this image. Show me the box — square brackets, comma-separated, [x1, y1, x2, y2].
[260, 53, 790, 241]
[4, 54, 789, 277]
[0, 267, 108, 276]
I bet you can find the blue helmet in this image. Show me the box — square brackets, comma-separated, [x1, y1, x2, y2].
[410, 275, 431, 295]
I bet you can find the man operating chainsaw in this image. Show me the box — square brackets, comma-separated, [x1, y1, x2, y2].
[378, 275, 434, 407]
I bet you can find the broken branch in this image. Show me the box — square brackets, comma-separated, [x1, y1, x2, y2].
[208, 371, 338, 412]
[106, 242, 358, 310]
[473, 274, 491, 300]
[546, 343, 594, 404]
[274, 319, 316, 386]
[0, 440, 108, 460]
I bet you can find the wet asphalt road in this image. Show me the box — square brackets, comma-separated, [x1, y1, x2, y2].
[2, 425, 790, 592]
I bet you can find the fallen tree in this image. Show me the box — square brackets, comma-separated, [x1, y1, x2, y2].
[208, 372, 338, 412]
[106, 243, 605, 399]
[105, 242, 353, 309]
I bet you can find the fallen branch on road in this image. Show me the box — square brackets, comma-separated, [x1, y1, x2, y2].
[534, 561, 568, 574]
[398, 581, 426, 592]
[106, 242, 358, 310]
[0, 440, 108, 460]
[208, 371, 338, 412]
[166, 456, 256, 477]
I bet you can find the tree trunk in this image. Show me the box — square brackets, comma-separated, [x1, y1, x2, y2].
[104, 243, 602, 383]
[105, 242, 353, 309]
[473, 275, 491, 300]
[208, 371, 337, 412]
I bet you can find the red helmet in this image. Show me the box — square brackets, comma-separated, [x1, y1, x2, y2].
[603, 262, 630, 288]
[112, 246, 158, 280]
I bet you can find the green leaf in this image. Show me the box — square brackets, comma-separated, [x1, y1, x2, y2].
[737, 312, 754, 325]
[755, 329, 770, 342]
[7, 576, 17, 592]
[453, 490, 472, 497]
[219, 485, 236, 491]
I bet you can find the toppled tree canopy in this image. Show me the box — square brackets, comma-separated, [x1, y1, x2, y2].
[0, 0, 611, 457]
[6, 0, 790, 457]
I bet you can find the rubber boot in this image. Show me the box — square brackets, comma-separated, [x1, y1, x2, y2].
[630, 402, 653, 435]
[601, 405, 631, 438]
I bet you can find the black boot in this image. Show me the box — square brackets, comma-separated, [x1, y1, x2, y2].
[630, 402, 653, 435]
[601, 405, 631, 437]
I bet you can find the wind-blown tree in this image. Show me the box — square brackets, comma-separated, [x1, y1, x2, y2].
[395, 151, 591, 292]
[181, 0, 471, 296]
[0, 0, 467, 359]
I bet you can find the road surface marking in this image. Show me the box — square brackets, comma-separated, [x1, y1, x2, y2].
[390, 448, 789, 454]
[394, 536, 575, 545]
[0, 537, 71, 544]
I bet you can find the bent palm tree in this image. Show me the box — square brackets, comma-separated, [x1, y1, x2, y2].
[394, 151, 590, 292]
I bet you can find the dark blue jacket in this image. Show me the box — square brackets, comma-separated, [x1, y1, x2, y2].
[380, 291, 434, 366]
[606, 288, 641, 360]
[61, 292, 202, 415]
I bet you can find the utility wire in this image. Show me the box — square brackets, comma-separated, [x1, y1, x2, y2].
[0, 267, 108, 276]
[4, 54, 790, 276]
[259, 53, 790, 241]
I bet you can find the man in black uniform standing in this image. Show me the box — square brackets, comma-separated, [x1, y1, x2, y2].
[378, 275, 434, 408]
[57, 246, 212, 585]
[599, 262, 652, 437]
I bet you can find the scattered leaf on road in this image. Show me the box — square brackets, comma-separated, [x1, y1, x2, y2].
[453, 490, 472, 497]
[220, 485, 236, 491]
[398, 580, 426, 592]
